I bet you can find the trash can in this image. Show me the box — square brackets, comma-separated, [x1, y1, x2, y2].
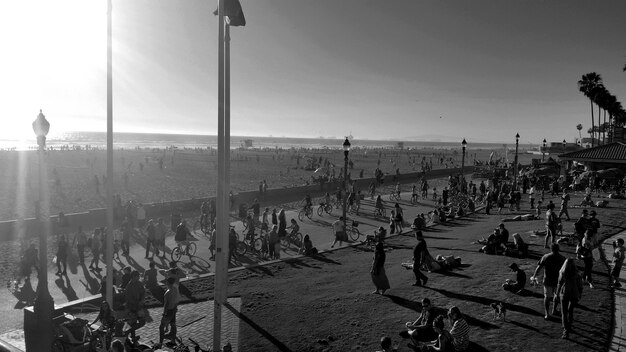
[171, 213, 181, 232]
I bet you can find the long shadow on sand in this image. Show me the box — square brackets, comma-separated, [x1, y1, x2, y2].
[427, 287, 544, 318]
[224, 302, 294, 352]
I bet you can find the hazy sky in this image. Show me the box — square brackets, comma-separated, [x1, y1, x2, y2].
[1, 0, 625, 144]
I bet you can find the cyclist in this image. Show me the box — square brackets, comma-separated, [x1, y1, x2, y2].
[287, 218, 300, 238]
[200, 201, 209, 228]
[304, 194, 313, 213]
[411, 184, 418, 203]
[174, 219, 191, 252]
[245, 214, 256, 244]
[375, 195, 384, 215]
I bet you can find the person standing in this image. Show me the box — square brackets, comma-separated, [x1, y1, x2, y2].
[412, 230, 428, 287]
[136, 203, 146, 231]
[531, 243, 566, 319]
[331, 217, 346, 248]
[145, 220, 156, 259]
[558, 189, 571, 221]
[529, 185, 536, 209]
[124, 270, 146, 341]
[155, 218, 167, 258]
[268, 225, 278, 259]
[56, 235, 68, 275]
[158, 277, 180, 345]
[545, 203, 558, 248]
[371, 242, 390, 295]
[121, 218, 132, 256]
[73, 226, 87, 264]
[587, 210, 601, 246]
[574, 209, 589, 243]
[611, 238, 625, 288]
[557, 259, 584, 339]
[278, 209, 287, 238]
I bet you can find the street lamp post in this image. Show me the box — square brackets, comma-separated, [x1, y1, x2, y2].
[26, 110, 55, 351]
[342, 138, 350, 231]
[513, 133, 520, 191]
[542, 139, 546, 162]
[461, 138, 467, 192]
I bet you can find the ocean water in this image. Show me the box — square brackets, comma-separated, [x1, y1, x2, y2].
[0, 131, 531, 151]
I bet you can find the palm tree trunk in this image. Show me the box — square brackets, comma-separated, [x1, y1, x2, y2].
[590, 99, 595, 147]
[597, 103, 601, 145]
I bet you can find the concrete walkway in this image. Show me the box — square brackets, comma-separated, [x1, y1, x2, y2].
[603, 232, 626, 352]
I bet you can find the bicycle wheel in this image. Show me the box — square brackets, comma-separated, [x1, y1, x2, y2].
[306, 208, 313, 219]
[252, 238, 263, 252]
[280, 236, 290, 249]
[348, 227, 361, 241]
[171, 247, 182, 262]
[317, 206, 324, 216]
[187, 242, 197, 257]
[298, 210, 305, 222]
[51, 339, 66, 352]
[326, 206, 333, 215]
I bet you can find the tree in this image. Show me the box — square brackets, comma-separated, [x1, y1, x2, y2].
[576, 124, 583, 141]
[578, 73, 603, 147]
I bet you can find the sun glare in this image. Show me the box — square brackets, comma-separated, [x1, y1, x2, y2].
[0, 0, 107, 140]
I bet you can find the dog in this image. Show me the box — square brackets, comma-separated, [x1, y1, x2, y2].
[490, 301, 507, 321]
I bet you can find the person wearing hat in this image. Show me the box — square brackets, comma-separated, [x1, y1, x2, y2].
[502, 263, 526, 293]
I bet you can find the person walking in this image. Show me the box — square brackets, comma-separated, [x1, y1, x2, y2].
[331, 217, 346, 248]
[577, 230, 595, 288]
[158, 277, 180, 346]
[89, 228, 101, 270]
[73, 226, 87, 264]
[124, 270, 146, 341]
[145, 219, 156, 259]
[531, 243, 566, 319]
[55, 235, 68, 275]
[268, 225, 279, 259]
[557, 258, 584, 339]
[529, 185, 536, 209]
[412, 230, 428, 287]
[371, 242, 390, 295]
[545, 203, 558, 248]
[558, 189, 571, 221]
[611, 238, 625, 287]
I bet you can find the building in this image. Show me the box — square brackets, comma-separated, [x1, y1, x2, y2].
[559, 142, 626, 171]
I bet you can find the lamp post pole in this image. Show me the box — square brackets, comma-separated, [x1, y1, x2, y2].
[513, 133, 519, 191]
[342, 138, 350, 231]
[461, 138, 467, 193]
[29, 110, 54, 351]
[562, 139, 566, 152]
[542, 139, 546, 162]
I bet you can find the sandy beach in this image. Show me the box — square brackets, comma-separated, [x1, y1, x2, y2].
[0, 145, 535, 222]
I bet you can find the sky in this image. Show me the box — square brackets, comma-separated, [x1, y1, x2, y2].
[1, 0, 625, 145]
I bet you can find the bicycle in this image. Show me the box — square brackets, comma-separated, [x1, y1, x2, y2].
[317, 202, 333, 216]
[410, 192, 419, 204]
[374, 206, 387, 218]
[171, 241, 197, 262]
[280, 231, 303, 249]
[298, 206, 313, 221]
[389, 191, 401, 201]
[244, 232, 263, 253]
[346, 220, 361, 241]
[51, 315, 92, 352]
[363, 229, 386, 250]
[192, 215, 211, 237]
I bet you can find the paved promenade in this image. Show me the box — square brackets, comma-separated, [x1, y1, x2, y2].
[604, 231, 626, 352]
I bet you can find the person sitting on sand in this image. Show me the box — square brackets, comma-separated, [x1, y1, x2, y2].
[422, 315, 454, 352]
[402, 298, 436, 343]
[501, 213, 540, 222]
[299, 234, 318, 256]
[448, 306, 470, 351]
[502, 263, 526, 293]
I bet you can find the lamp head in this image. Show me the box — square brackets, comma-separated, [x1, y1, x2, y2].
[461, 138, 467, 148]
[542, 138, 546, 147]
[343, 138, 351, 157]
[515, 133, 520, 142]
[32, 109, 50, 147]
[562, 139, 566, 146]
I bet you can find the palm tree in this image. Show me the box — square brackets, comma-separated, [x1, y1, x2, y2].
[576, 124, 583, 142]
[578, 73, 603, 147]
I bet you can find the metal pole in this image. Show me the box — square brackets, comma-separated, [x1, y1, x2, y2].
[213, 1, 225, 350]
[33, 137, 54, 351]
[514, 140, 519, 191]
[461, 147, 465, 185]
[105, 0, 114, 308]
[342, 153, 348, 230]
